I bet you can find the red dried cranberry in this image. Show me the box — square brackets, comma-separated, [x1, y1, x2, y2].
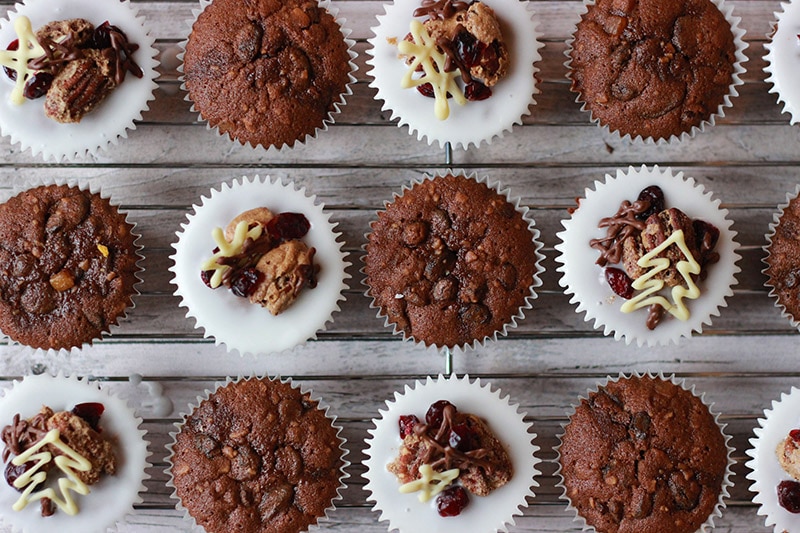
[230, 267, 262, 297]
[416, 83, 435, 98]
[22, 72, 53, 100]
[605, 267, 634, 299]
[790, 429, 800, 443]
[426, 400, 455, 428]
[5, 461, 39, 492]
[454, 31, 480, 68]
[635, 185, 665, 221]
[778, 480, 800, 513]
[693, 219, 720, 250]
[3, 39, 18, 81]
[266, 212, 310, 242]
[398, 414, 419, 438]
[448, 423, 477, 451]
[464, 81, 491, 101]
[436, 485, 469, 517]
[200, 270, 215, 288]
[72, 402, 105, 431]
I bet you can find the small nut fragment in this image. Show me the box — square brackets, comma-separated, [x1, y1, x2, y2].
[225, 207, 274, 242]
[49, 269, 75, 292]
[97, 244, 109, 257]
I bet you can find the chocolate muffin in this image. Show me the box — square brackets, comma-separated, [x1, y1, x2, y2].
[183, 0, 352, 149]
[364, 174, 539, 348]
[765, 194, 800, 325]
[568, 0, 736, 140]
[0, 184, 139, 350]
[559, 375, 729, 533]
[170, 378, 344, 533]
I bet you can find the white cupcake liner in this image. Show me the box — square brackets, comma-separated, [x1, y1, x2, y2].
[0, 179, 143, 354]
[0, 372, 150, 533]
[746, 386, 800, 532]
[179, 0, 357, 151]
[165, 375, 349, 533]
[764, 0, 800, 124]
[555, 372, 734, 533]
[0, 0, 159, 161]
[555, 165, 740, 346]
[169, 175, 350, 356]
[364, 374, 539, 533]
[564, 0, 748, 144]
[366, 0, 543, 150]
[361, 169, 545, 352]
[763, 185, 800, 330]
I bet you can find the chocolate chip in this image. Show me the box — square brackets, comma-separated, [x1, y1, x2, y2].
[424, 250, 455, 281]
[461, 303, 490, 324]
[45, 194, 89, 233]
[194, 434, 220, 459]
[231, 445, 260, 481]
[20, 282, 56, 315]
[403, 281, 431, 306]
[631, 411, 651, 439]
[668, 471, 700, 510]
[234, 22, 262, 62]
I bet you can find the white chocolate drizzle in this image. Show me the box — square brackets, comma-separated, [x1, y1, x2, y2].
[0, 16, 46, 105]
[397, 20, 465, 120]
[620, 229, 701, 321]
[11, 428, 92, 515]
[201, 220, 263, 288]
[398, 464, 459, 502]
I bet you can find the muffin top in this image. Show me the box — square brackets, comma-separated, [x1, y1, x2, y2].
[568, 0, 735, 140]
[364, 174, 538, 348]
[183, 0, 351, 149]
[170, 378, 343, 533]
[559, 375, 728, 533]
[0, 184, 139, 350]
[765, 194, 800, 324]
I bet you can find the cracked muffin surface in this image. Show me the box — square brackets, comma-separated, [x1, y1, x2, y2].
[183, 0, 351, 148]
[559, 375, 727, 533]
[171, 378, 343, 533]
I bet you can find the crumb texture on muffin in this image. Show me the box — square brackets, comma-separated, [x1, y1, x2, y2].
[766, 195, 800, 323]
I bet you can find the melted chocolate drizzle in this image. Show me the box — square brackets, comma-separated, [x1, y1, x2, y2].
[413, 404, 494, 473]
[589, 199, 649, 266]
[1, 411, 49, 462]
[414, 0, 471, 21]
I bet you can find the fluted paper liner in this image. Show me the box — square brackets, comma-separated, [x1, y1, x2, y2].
[367, 0, 543, 150]
[555, 372, 734, 533]
[169, 175, 350, 356]
[555, 165, 740, 346]
[0, 0, 159, 161]
[166, 375, 349, 533]
[764, 0, 800, 124]
[0, 373, 150, 533]
[364, 374, 539, 533]
[762, 184, 800, 330]
[361, 169, 544, 351]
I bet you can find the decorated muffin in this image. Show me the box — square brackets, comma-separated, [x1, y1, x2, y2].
[170, 175, 349, 355]
[555, 165, 740, 346]
[0, 0, 158, 160]
[364, 374, 539, 532]
[763, 186, 800, 329]
[764, 0, 800, 125]
[168, 376, 347, 533]
[363, 171, 544, 350]
[557, 373, 733, 533]
[0, 183, 141, 351]
[182, 0, 356, 150]
[0, 373, 149, 533]
[367, 0, 542, 149]
[566, 0, 747, 142]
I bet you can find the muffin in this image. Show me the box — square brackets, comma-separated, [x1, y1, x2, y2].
[764, 186, 800, 329]
[555, 165, 740, 346]
[168, 376, 347, 533]
[0, 373, 149, 533]
[364, 374, 539, 532]
[169, 175, 349, 355]
[567, 0, 746, 142]
[746, 386, 800, 532]
[182, 0, 355, 150]
[363, 171, 544, 350]
[764, 0, 800, 125]
[557, 374, 732, 533]
[0, 183, 141, 351]
[367, 0, 543, 149]
[0, 0, 159, 161]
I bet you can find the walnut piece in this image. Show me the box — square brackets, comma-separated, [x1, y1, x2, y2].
[249, 240, 316, 315]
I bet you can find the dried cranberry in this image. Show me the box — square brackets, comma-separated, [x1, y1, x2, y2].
[436, 485, 469, 517]
[3, 39, 18, 81]
[448, 423, 477, 451]
[416, 83, 435, 98]
[89, 21, 124, 49]
[790, 429, 800, 443]
[398, 414, 419, 439]
[454, 31, 480, 68]
[464, 81, 491, 101]
[426, 400, 455, 428]
[200, 270, 215, 288]
[72, 402, 105, 431]
[230, 267, 262, 297]
[605, 267, 634, 299]
[778, 480, 800, 513]
[693, 220, 720, 250]
[22, 72, 53, 100]
[4, 461, 38, 492]
[635, 185, 665, 221]
[266, 212, 310, 242]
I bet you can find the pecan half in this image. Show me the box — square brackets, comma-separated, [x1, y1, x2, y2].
[43, 49, 117, 123]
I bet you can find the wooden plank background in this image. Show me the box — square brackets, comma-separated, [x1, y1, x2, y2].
[0, 0, 798, 531]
